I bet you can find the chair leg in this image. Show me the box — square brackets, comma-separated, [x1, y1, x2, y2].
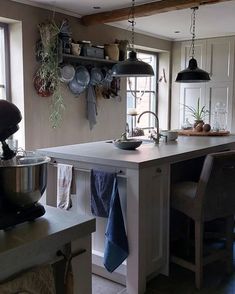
[225, 215, 234, 274]
[186, 218, 191, 257]
[195, 220, 204, 289]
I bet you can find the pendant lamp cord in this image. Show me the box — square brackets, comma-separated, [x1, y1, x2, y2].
[190, 7, 198, 58]
[128, 0, 135, 51]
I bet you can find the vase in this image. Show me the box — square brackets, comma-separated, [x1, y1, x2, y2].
[104, 44, 119, 61]
[118, 40, 129, 61]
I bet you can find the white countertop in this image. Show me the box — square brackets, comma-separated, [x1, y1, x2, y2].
[38, 135, 235, 168]
[0, 206, 95, 280]
[0, 205, 95, 254]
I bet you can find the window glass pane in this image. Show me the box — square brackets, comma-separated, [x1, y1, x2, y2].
[0, 26, 6, 99]
[126, 51, 157, 134]
[126, 92, 136, 127]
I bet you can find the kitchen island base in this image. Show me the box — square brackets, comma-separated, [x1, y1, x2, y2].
[39, 136, 235, 294]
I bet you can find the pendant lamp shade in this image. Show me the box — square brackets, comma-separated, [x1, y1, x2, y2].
[112, 51, 154, 77]
[175, 7, 210, 83]
[175, 57, 210, 83]
[111, 0, 154, 77]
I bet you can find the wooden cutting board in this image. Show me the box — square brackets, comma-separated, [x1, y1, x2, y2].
[178, 130, 230, 136]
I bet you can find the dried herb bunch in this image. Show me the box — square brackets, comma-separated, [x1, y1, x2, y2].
[35, 21, 65, 128]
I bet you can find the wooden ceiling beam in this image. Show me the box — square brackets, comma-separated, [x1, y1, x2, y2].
[81, 0, 233, 26]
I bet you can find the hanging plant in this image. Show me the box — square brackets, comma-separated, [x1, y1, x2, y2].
[35, 21, 65, 128]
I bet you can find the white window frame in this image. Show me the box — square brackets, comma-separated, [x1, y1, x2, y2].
[126, 50, 158, 133]
[0, 23, 10, 100]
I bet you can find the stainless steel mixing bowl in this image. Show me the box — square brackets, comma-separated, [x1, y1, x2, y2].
[0, 156, 50, 207]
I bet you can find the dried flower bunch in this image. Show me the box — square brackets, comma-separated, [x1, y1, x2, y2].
[35, 21, 65, 128]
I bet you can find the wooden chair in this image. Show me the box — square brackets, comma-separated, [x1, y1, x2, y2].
[170, 150, 235, 289]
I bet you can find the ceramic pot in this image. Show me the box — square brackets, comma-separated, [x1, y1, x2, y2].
[104, 44, 119, 61]
[71, 43, 81, 56]
[118, 40, 129, 61]
[193, 120, 204, 128]
[160, 130, 178, 141]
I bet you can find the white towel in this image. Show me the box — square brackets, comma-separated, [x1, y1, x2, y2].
[57, 163, 73, 210]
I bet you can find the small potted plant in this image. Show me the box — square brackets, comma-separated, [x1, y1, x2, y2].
[184, 98, 209, 128]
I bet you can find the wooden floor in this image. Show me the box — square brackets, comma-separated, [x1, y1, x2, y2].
[93, 244, 235, 293]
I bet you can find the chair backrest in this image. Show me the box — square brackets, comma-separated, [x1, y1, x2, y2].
[196, 150, 235, 221]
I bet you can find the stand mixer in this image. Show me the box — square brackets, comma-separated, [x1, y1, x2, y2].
[0, 99, 22, 160]
[0, 100, 50, 229]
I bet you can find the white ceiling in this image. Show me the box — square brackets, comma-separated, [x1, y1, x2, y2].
[12, 0, 235, 40]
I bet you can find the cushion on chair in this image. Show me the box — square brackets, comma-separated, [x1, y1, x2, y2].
[171, 181, 198, 220]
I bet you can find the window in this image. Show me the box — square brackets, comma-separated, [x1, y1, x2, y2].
[126, 51, 157, 135]
[0, 23, 10, 100]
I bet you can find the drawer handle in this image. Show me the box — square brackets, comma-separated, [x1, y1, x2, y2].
[156, 168, 162, 174]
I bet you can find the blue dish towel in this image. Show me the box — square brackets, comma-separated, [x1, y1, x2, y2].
[90, 170, 115, 217]
[90, 170, 129, 272]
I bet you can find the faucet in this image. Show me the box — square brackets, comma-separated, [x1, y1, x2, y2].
[137, 111, 161, 144]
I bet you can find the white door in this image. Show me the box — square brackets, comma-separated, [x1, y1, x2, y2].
[205, 81, 233, 131]
[179, 40, 207, 127]
[179, 84, 207, 127]
[206, 37, 234, 83]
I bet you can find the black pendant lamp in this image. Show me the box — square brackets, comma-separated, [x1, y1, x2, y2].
[176, 7, 210, 83]
[112, 0, 154, 77]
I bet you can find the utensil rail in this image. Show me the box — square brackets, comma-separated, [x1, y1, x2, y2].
[49, 161, 126, 178]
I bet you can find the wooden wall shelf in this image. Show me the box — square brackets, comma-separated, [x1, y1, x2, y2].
[62, 54, 117, 64]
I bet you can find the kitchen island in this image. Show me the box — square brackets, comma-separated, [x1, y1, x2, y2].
[39, 135, 235, 294]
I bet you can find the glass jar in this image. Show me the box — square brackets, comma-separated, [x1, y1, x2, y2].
[212, 102, 227, 131]
[181, 118, 193, 130]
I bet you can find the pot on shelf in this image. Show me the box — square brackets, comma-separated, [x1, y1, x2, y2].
[104, 44, 119, 61]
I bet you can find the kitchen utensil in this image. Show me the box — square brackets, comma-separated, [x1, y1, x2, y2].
[0, 100, 49, 229]
[113, 139, 142, 150]
[160, 130, 178, 141]
[75, 66, 90, 86]
[102, 68, 113, 82]
[90, 67, 104, 85]
[0, 155, 50, 207]
[0, 100, 22, 142]
[59, 64, 75, 83]
[68, 77, 86, 96]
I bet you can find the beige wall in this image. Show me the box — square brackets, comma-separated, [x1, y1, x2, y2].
[158, 51, 171, 130]
[170, 41, 181, 129]
[0, 0, 171, 150]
